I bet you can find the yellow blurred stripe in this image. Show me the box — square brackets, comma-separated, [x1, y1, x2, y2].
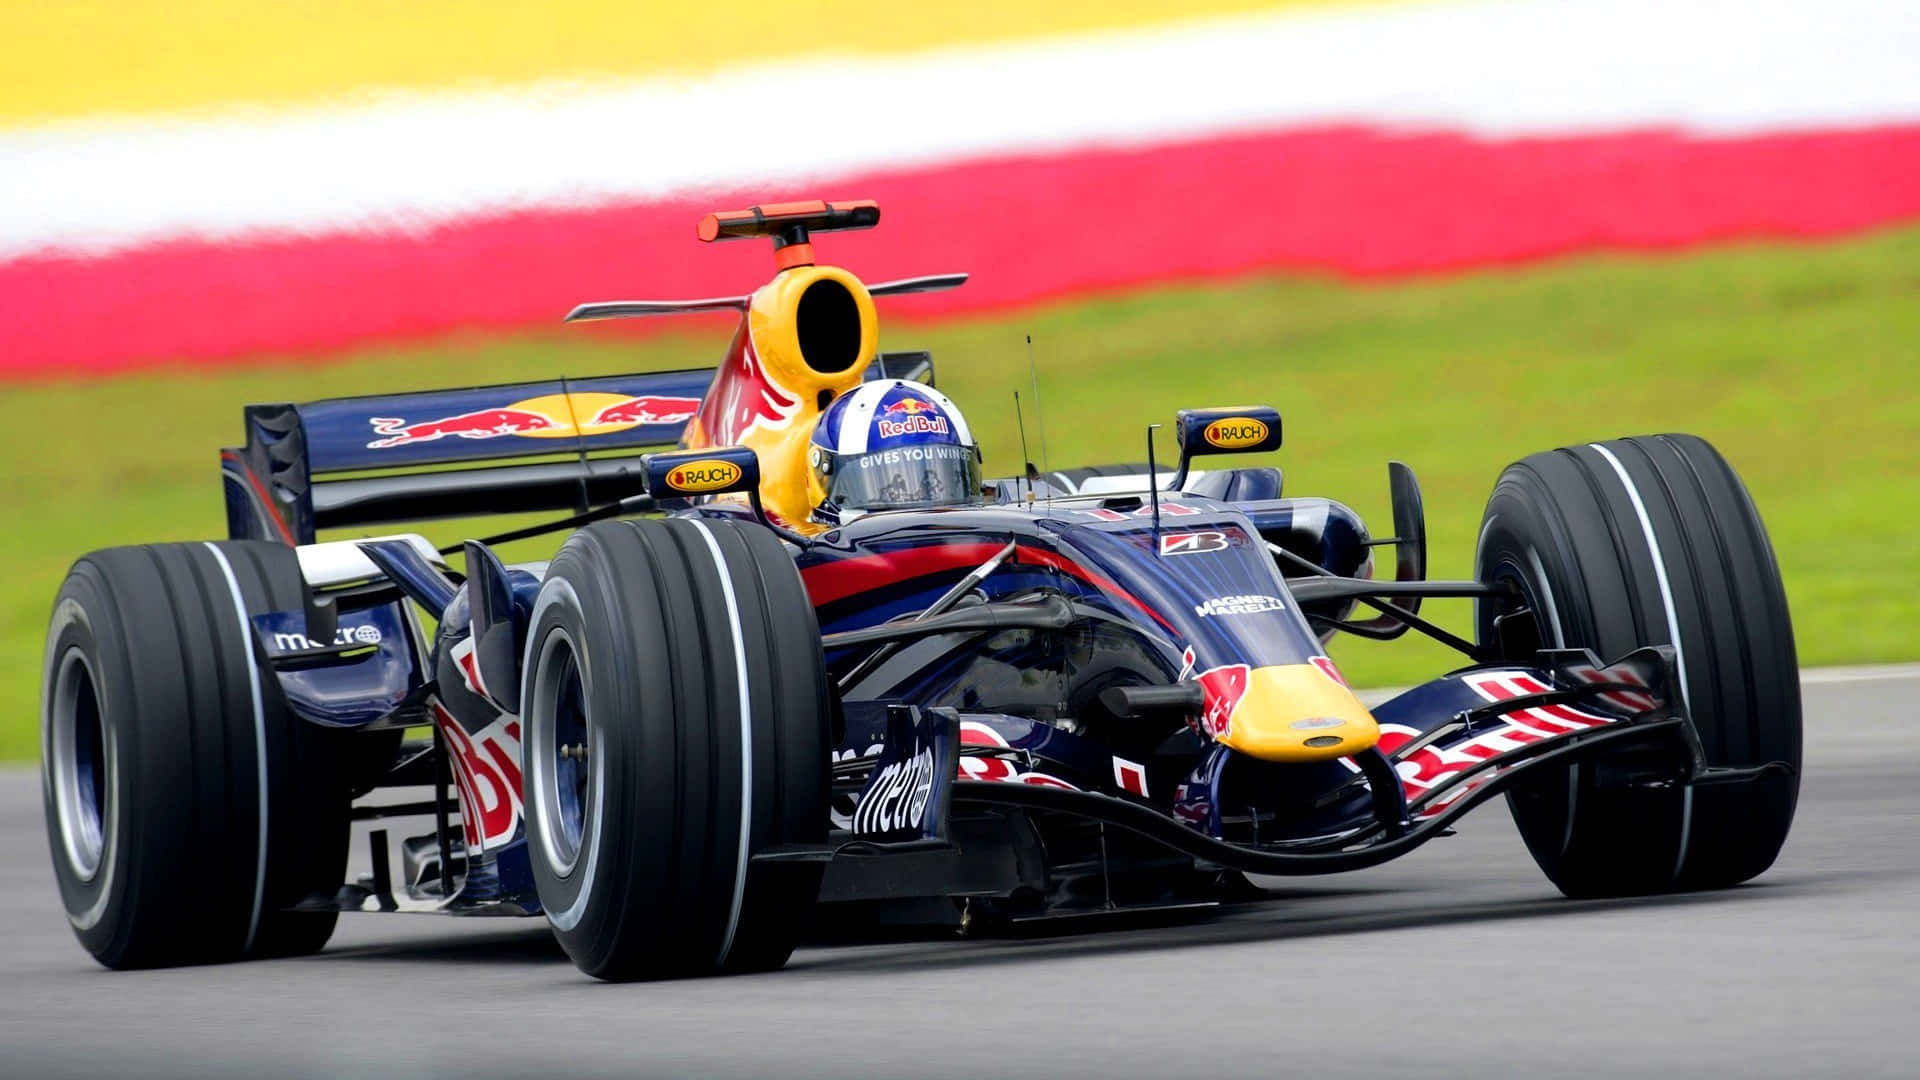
[0, 0, 1373, 127]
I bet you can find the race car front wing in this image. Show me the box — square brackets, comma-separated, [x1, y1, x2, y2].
[829, 646, 1794, 880]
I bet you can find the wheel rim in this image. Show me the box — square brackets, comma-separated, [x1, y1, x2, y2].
[1483, 553, 1553, 662]
[49, 648, 108, 881]
[530, 629, 592, 875]
[1484, 549, 1583, 856]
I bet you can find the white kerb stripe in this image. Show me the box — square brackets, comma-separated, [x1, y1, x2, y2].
[688, 521, 755, 967]
[5, 0, 1917, 260]
[1586, 444, 1695, 879]
[201, 543, 271, 953]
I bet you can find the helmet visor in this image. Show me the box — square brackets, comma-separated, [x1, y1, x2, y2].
[823, 443, 982, 512]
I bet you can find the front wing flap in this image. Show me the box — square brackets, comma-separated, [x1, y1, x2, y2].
[921, 646, 1713, 876]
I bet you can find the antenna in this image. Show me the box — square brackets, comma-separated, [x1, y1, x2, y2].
[1026, 335, 1052, 498]
[1013, 391, 1036, 503]
[1146, 423, 1163, 535]
[558, 373, 593, 514]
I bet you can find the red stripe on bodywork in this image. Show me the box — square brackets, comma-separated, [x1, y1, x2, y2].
[803, 539, 1174, 630]
[803, 542, 1007, 607]
[1011, 545, 1175, 631]
[6, 123, 1919, 375]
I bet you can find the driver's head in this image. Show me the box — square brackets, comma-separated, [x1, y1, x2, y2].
[808, 380, 982, 527]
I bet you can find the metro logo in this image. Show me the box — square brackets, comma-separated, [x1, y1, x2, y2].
[853, 744, 937, 836]
[665, 459, 744, 493]
[1203, 417, 1269, 449]
[270, 623, 382, 651]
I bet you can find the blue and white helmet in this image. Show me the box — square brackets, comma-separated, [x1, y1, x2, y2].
[808, 379, 982, 526]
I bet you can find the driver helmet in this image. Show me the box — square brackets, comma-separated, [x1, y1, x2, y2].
[808, 379, 982, 526]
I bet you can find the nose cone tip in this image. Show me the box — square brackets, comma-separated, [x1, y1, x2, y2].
[1215, 664, 1381, 764]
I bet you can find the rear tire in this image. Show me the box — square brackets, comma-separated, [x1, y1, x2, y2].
[1475, 434, 1800, 897]
[523, 518, 831, 980]
[42, 541, 351, 968]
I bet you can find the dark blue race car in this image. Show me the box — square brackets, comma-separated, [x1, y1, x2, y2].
[40, 201, 1800, 980]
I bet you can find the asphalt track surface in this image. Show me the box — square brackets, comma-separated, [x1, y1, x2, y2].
[3, 669, 1916, 1079]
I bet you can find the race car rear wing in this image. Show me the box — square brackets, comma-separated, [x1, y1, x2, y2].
[222, 352, 934, 544]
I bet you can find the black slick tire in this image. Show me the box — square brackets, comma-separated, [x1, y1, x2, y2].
[1474, 434, 1800, 897]
[522, 518, 830, 980]
[42, 541, 351, 968]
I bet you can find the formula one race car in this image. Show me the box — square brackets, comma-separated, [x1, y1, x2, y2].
[41, 201, 1800, 980]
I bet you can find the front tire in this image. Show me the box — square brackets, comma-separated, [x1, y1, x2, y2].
[1475, 434, 1800, 897]
[523, 519, 830, 980]
[42, 541, 351, 968]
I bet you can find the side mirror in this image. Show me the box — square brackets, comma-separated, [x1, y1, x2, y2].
[1343, 461, 1429, 640]
[642, 446, 760, 501]
[462, 541, 521, 711]
[1169, 406, 1283, 490]
[641, 445, 813, 546]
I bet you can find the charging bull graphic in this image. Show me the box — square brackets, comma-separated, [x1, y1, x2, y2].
[368, 408, 556, 448]
[367, 393, 699, 449]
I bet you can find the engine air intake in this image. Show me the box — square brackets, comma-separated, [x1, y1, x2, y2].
[795, 276, 865, 374]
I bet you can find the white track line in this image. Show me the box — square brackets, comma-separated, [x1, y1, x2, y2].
[1356, 664, 1920, 706]
[1799, 664, 1920, 685]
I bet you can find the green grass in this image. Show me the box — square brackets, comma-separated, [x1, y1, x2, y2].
[4, 227, 1918, 760]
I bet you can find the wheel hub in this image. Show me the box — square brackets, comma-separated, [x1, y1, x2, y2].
[530, 630, 594, 875]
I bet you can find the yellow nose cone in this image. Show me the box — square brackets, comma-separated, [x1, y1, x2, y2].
[1211, 664, 1381, 763]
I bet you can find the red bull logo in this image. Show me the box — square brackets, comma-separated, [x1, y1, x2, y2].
[366, 391, 699, 450]
[430, 699, 523, 852]
[590, 394, 701, 428]
[1309, 655, 1349, 688]
[875, 398, 950, 440]
[1195, 663, 1251, 739]
[700, 335, 801, 446]
[955, 722, 1079, 788]
[367, 408, 555, 449]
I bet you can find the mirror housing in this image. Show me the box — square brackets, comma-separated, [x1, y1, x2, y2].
[640, 445, 813, 546]
[1169, 406, 1283, 490]
[1343, 461, 1429, 640]
[642, 446, 761, 502]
